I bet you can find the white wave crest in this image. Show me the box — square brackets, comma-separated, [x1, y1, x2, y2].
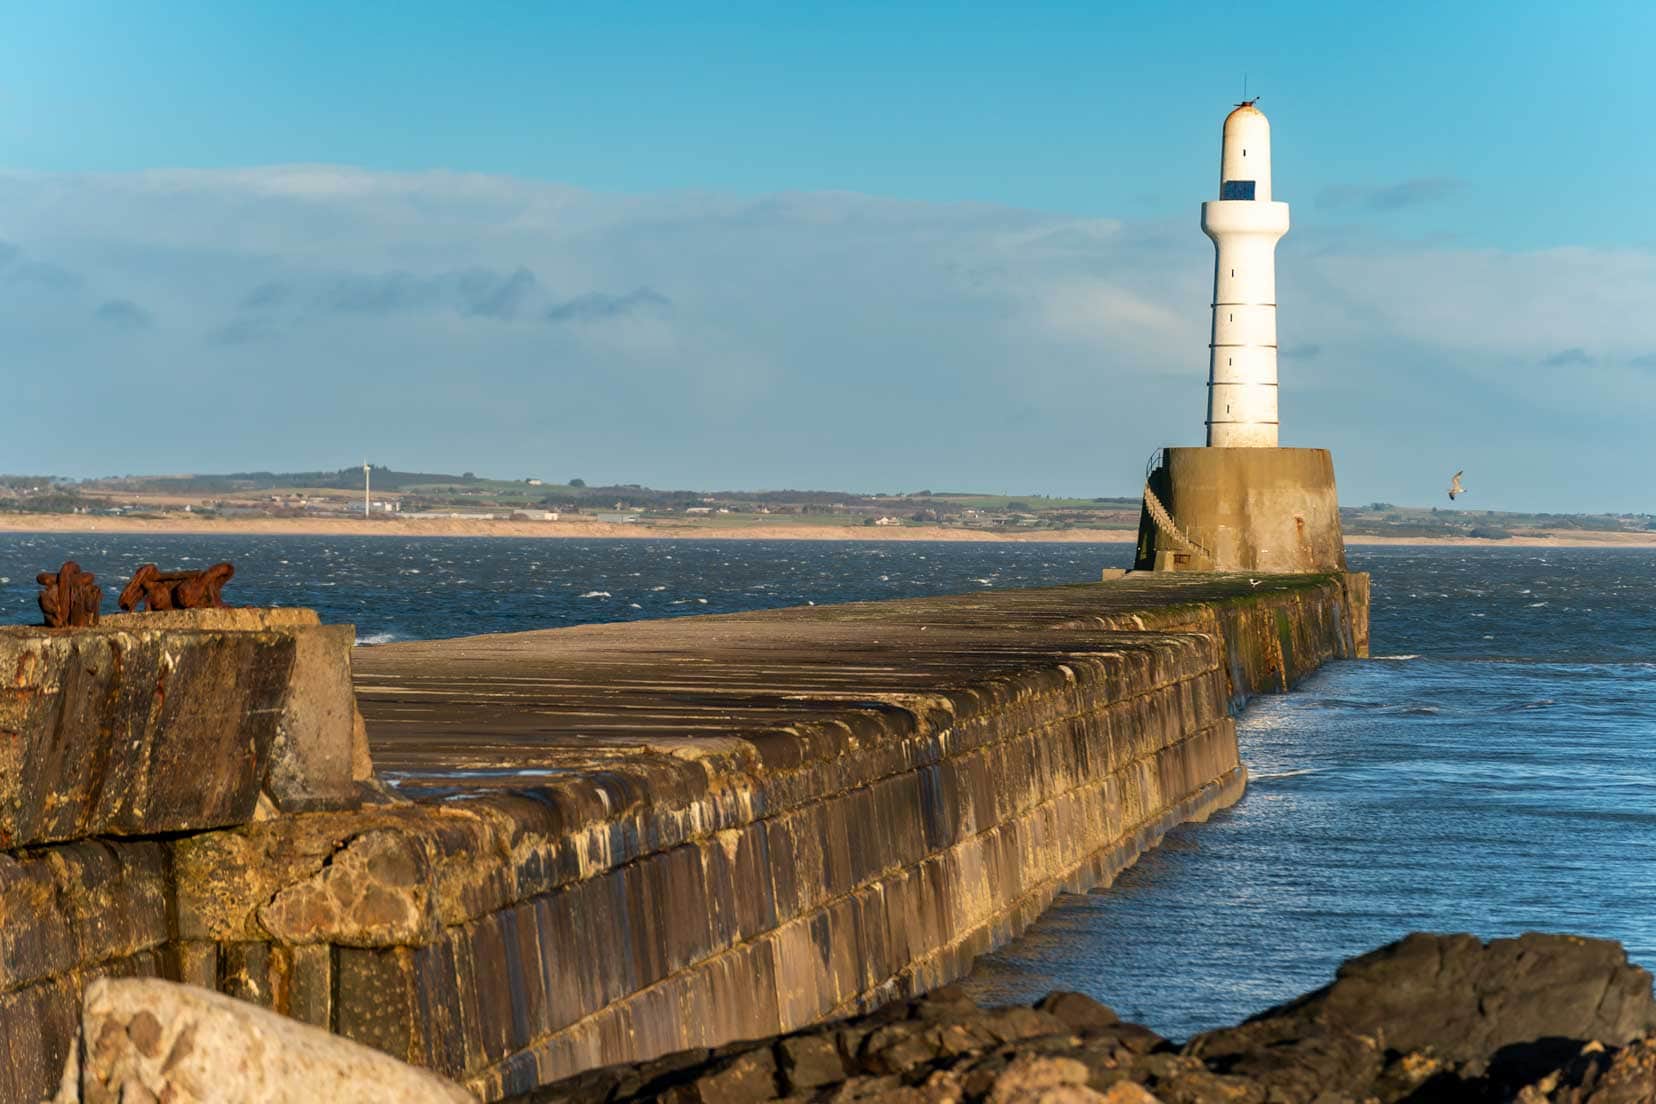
[355, 631, 405, 646]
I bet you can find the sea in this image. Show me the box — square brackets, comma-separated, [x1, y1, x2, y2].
[3, 534, 1653, 1038]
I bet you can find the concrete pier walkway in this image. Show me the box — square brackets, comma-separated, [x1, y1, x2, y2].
[342, 573, 1366, 1095]
[357, 574, 1364, 797]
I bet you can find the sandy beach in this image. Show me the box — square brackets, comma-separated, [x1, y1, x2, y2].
[1340, 531, 1656, 549]
[4, 512, 1656, 548]
[0, 513, 1136, 543]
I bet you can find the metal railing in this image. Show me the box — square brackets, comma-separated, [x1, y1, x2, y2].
[1140, 447, 1213, 562]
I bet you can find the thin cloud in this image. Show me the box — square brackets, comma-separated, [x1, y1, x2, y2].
[209, 315, 282, 346]
[319, 271, 441, 315]
[460, 267, 539, 320]
[1540, 347, 1593, 367]
[93, 298, 153, 330]
[0, 243, 82, 291]
[240, 281, 293, 309]
[1281, 343, 1321, 359]
[1318, 177, 1462, 212]
[544, 287, 670, 324]
[229, 267, 554, 324]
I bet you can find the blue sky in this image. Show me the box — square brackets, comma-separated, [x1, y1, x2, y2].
[2, 1, 1653, 510]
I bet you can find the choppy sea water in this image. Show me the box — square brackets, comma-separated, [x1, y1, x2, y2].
[3, 535, 1651, 1038]
[962, 546, 1656, 1036]
[0, 534, 1125, 643]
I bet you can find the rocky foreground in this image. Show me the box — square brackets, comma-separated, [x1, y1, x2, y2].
[516, 933, 1656, 1104]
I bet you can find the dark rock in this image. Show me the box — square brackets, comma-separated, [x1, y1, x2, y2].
[662, 1047, 778, 1104]
[1573, 1036, 1656, 1103]
[861, 1021, 944, 1075]
[916, 985, 982, 1019]
[1110, 1024, 1171, 1056]
[822, 1073, 907, 1101]
[1185, 932, 1656, 1100]
[1152, 1069, 1266, 1104]
[1319, 932, 1655, 1060]
[1036, 992, 1120, 1034]
[977, 1007, 1072, 1046]
[777, 1032, 846, 1091]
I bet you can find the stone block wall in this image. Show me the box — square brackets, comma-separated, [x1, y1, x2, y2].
[167, 631, 1241, 1098]
[0, 610, 366, 1102]
[0, 839, 170, 1098]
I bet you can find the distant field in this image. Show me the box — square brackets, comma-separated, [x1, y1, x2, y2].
[4, 467, 1650, 542]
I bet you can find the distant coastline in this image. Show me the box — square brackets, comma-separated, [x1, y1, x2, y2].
[0, 512, 1134, 543]
[6, 511, 1656, 548]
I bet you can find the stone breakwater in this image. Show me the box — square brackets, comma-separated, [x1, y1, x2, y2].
[516, 932, 1656, 1104]
[0, 573, 1366, 1102]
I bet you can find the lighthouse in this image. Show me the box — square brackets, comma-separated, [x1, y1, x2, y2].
[1202, 100, 1289, 448]
[1131, 98, 1350, 578]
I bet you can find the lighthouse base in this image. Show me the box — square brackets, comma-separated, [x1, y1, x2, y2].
[1134, 447, 1347, 574]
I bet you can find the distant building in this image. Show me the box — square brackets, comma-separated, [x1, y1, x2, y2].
[405, 511, 502, 520]
[874, 516, 902, 526]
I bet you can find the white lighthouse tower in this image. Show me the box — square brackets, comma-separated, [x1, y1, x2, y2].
[1202, 100, 1289, 448]
[1132, 98, 1352, 580]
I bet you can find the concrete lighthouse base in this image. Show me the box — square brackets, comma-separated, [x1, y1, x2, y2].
[1134, 447, 1348, 574]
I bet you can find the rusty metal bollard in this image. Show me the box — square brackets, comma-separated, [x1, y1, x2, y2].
[37, 561, 103, 628]
[118, 562, 235, 612]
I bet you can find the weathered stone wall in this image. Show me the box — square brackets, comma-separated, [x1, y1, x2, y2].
[0, 609, 366, 1101]
[0, 623, 296, 847]
[0, 575, 1367, 1103]
[0, 839, 171, 1099]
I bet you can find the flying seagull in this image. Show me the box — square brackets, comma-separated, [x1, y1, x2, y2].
[1448, 471, 1466, 500]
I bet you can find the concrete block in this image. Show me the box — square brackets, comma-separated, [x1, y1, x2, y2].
[220, 941, 286, 1011]
[336, 945, 421, 1064]
[164, 941, 219, 993]
[0, 975, 80, 1103]
[46, 841, 170, 970]
[287, 943, 334, 1028]
[265, 623, 365, 811]
[108, 608, 373, 809]
[101, 608, 321, 632]
[0, 851, 76, 992]
[0, 625, 297, 846]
